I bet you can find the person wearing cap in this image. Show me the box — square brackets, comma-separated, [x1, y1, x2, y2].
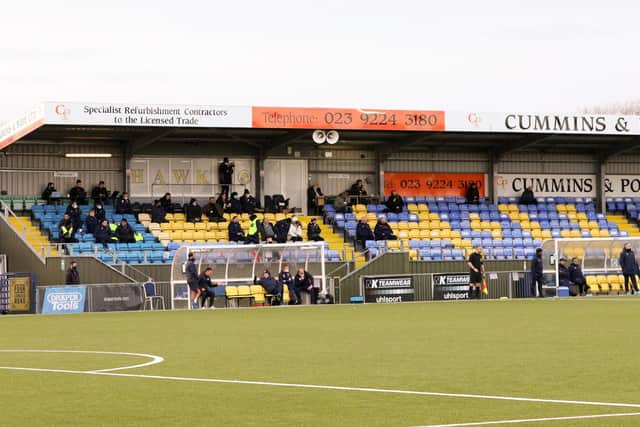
[307, 218, 323, 241]
[91, 180, 109, 205]
[530, 248, 545, 298]
[246, 214, 260, 244]
[240, 189, 261, 214]
[255, 269, 283, 305]
[374, 215, 397, 241]
[185, 198, 202, 223]
[288, 217, 303, 242]
[218, 157, 234, 196]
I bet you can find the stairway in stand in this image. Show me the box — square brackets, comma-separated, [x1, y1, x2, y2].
[607, 214, 640, 237]
[8, 216, 58, 256]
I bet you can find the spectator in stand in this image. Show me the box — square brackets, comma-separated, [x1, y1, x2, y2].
[228, 215, 245, 242]
[216, 192, 230, 214]
[374, 215, 397, 241]
[307, 182, 323, 215]
[258, 217, 276, 243]
[84, 208, 99, 235]
[278, 264, 294, 302]
[185, 198, 202, 223]
[466, 182, 480, 204]
[41, 182, 57, 204]
[240, 189, 261, 214]
[467, 246, 484, 299]
[94, 219, 112, 247]
[58, 213, 77, 245]
[619, 242, 640, 295]
[256, 269, 283, 305]
[151, 200, 167, 223]
[274, 217, 291, 243]
[288, 217, 303, 242]
[569, 257, 589, 296]
[185, 252, 200, 309]
[69, 179, 87, 204]
[228, 191, 243, 214]
[519, 186, 537, 205]
[530, 248, 544, 298]
[356, 216, 375, 250]
[66, 201, 81, 232]
[116, 192, 132, 214]
[159, 193, 173, 213]
[218, 157, 234, 196]
[91, 181, 109, 205]
[334, 191, 348, 213]
[65, 261, 80, 285]
[198, 267, 217, 309]
[115, 218, 135, 243]
[293, 268, 318, 304]
[94, 201, 106, 222]
[349, 179, 367, 198]
[204, 196, 226, 222]
[385, 190, 404, 214]
[246, 214, 260, 244]
[307, 218, 323, 241]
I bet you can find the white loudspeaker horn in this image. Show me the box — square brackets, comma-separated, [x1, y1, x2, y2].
[312, 130, 326, 144]
[326, 130, 340, 144]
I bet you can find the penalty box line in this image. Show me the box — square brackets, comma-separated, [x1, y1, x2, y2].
[1, 365, 640, 411]
[416, 411, 640, 426]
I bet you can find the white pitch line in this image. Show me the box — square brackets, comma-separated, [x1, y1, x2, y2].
[0, 349, 164, 373]
[416, 411, 640, 426]
[1, 365, 640, 411]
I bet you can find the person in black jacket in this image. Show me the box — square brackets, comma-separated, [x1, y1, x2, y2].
[218, 157, 234, 196]
[94, 219, 112, 247]
[66, 201, 81, 232]
[619, 243, 640, 294]
[240, 189, 260, 214]
[115, 219, 135, 243]
[65, 261, 80, 285]
[519, 186, 536, 205]
[69, 180, 87, 204]
[274, 217, 291, 244]
[256, 269, 283, 305]
[258, 217, 276, 243]
[204, 196, 226, 222]
[42, 182, 57, 204]
[293, 268, 318, 304]
[58, 213, 76, 245]
[94, 201, 106, 223]
[91, 181, 109, 205]
[151, 200, 167, 223]
[356, 216, 375, 250]
[116, 192, 132, 214]
[307, 183, 323, 215]
[530, 247, 544, 297]
[185, 198, 202, 223]
[278, 264, 294, 302]
[558, 258, 571, 287]
[466, 183, 480, 204]
[228, 192, 243, 214]
[307, 218, 323, 241]
[185, 252, 200, 309]
[349, 179, 367, 197]
[198, 267, 217, 309]
[228, 216, 245, 242]
[159, 193, 173, 213]
[374, 216, 397, 241]
[569, 257, 589, 296]
[385, 190, 404, 214]
[84, 208, 99, 235]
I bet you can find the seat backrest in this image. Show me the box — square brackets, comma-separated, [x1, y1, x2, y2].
[143, 282, 156, 297]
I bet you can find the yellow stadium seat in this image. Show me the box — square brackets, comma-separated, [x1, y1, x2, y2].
[409, 249, 419, 260]
[366, 213, 377, 221]
[408, 222, 419, 229]
[183, 222, 195, 231]
[418, 213, 430, 222]
[531, 230, 542, 239]
[567, 212, 577, 220]
[160, 222, 171, 231]
[590, 229, 600, 237]
[407, 203, 419, 212]
[409, 230, 421, 239]
[193, 231, 206, 242]
[520, 220, 531, 229]
[530, 221, 541, 230]
[205, 231, 217, 241]
[419, 230, 430, 239]
[569, 230, 581, 238]
[497, 204, 509, 212]
[428, 213, 439, 221]
[430, 230, 440, 238]
[541, 230, 552, 239]
[195, 222, 207, 231]
[171, 222, 184, 231]
[449, 231, 461, 239]
[440, 222, 451, 230]
[398, 230, 409, 239]
[578, 220, 589, 229]
[586, 276, 599, 293]
[599, 230, 610, 237]
[560, 230, 571, 238]
[451, 238, 462, 248]
[387, 240, 401, 250]
[490, 221, 501, 230]
[460, 240, 472, 248]
[429, 220, 441, 229]
[507, 204, 518, 212]
[173, 213, 186, 221]
[417, 204, 429, 213]
[518, 213, 529, 221]
[470, 220, 481, 229]
[468, 213, 480, 220]
[182, 231, 194, 242]
[250, 285, 266, 306]
[170, 231, 183, 241]
[587, 221, 599, 229]
[397, 221, 409, 230]
[491, 230, 502, 239]
[440, 229, 451, 239]
[508, 213, 519, 221]
[418, 222, 430, 230]
[576, 212, 587, 221]
[565, 204, 576, 212]
[165, 213, 174, 221]
[556, 204, 567, 213]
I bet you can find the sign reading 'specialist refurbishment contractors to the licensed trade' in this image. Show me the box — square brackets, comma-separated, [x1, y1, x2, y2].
[44, 102, 252, 128]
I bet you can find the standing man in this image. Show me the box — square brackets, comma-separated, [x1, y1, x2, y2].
[467, 246, 484, 299]
[307, 182, 323, 215]
[219, 157, 234, 196]
[619, 242, 639, 295]
[198, 267, 217, 309]
[185, 252, 200, 309]
[65, 261, 80, 285]
[293, 268, 318, 304]
[530, 248, 544, 298]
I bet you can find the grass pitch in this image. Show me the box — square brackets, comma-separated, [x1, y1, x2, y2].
[2, 298, 640, 426]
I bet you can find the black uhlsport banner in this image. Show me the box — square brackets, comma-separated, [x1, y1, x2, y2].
[433, 273, 470, 301]
[363, 276, 414, 303]
[89, 284, 144, 312]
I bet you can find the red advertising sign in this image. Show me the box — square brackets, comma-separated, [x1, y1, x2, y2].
[384, 173, 486, 197]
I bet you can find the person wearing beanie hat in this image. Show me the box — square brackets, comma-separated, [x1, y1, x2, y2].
[307, 217, 324, 241]
[186, 198, 202, 223]
[288, 216, 303, 242]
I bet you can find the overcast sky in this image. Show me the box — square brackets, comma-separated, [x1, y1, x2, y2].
[1, 0, 638, 122]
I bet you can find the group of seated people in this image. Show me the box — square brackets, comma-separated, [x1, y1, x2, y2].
[355, 214, 397, 249]
[228, 215, 323, 244]
[42, 179, 120, 206]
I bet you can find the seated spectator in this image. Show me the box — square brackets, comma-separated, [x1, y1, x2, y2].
[94, 201, 106, 222]
[58, 213, 77, 244]
[246, 214, 260, 244]
[278, 264, 294, 299]
[274, 217, 291, 243]
[466, 182, 480, 204]
[204, 196, 225, 222]
[307, 218, 323, 241]
[558, 258, 571, 287]
[41, 182, 57, 204]
[228, 215, 245, 242]
[349, 179, 367, 197]
[356, 216, 375, 250]
[116, 192, 132, 214]
[66, 201, 81, 231]
[84, 208, 99, 235]
[91, 181, 109, 205]
[288, 216, 303, 242]
[115, 218, 135, 243]
[519, 186, 536, 205]
[374, 215, 397, 240]
[256, 269, 283, 305]
[569, 257, 590, 296]
[258, 217, 276, 243]
[240, 189, 261, 214]
[333, 191, 348, 213]
[159, 192, 174, 213]
[215, 192, 229, 212]
[69, 179, 87, 204]
[151, 200, 167, 223]
[385, 190, 404, 214]
[94, 219, 112, 246]
[293, 268, 318, 304]
[198, 267, 217, 309]
[228, 192, 243, 214]
[185, 198, 203, 223]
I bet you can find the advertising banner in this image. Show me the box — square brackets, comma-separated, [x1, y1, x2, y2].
[252, 106, 445, 132]
[8, 276, 31, 312]
[363, 276, 414, 303]
[447, 111, 640, 135]
[384, 173, 486, 197]
[42, 286, 87, 314]
[89, 284, 143, 312]
[44, 102, 252, 128]
[433, 274, 470, 300]
[494, 174, 597, 198]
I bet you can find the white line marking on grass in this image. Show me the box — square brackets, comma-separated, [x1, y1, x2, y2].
[1, 363, 640, 411]
[0, 350, 164, 373]
[416, 411, 640, 426]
